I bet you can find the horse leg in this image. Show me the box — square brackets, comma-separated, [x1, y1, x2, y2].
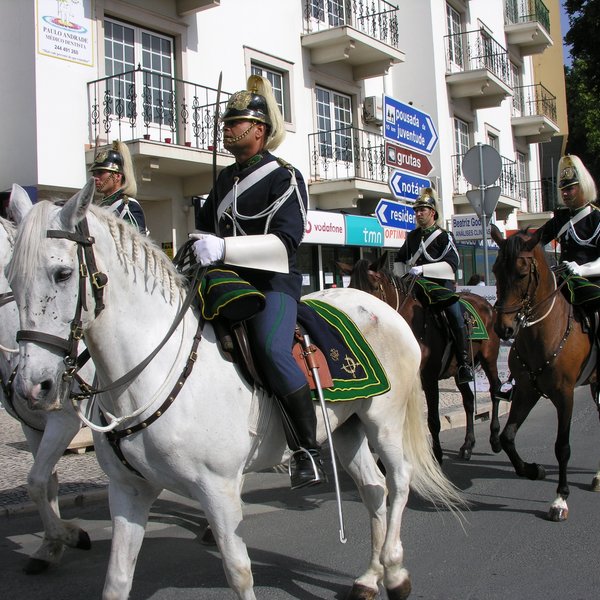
[479, 355, 503, 453]
[196, 473, 255, 600]
[547, 394, 574, 522]
[499, 386, 545, 481]
[456, 381, 475, 461]
[331, 417, 386, 600]
[422, 377, 443, 464]
[21, 416, 88, 574]
[103, 479, 161, 600]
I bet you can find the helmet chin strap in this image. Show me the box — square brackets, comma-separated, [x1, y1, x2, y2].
[224, 122, 256, 144]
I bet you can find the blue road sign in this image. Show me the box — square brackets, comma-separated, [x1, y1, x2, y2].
[388, 170, 430, 202]
[375, 199, 416, 230]
[383, 96, 438, 154]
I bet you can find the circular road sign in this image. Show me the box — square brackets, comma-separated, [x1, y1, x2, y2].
[461, 144, 502, 187]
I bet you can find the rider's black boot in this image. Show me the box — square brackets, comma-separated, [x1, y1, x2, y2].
[278, 385, 327, 490]
[449, 324, 473, 385]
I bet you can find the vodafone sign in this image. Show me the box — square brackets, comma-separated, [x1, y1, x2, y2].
[304, 210, 345, 244]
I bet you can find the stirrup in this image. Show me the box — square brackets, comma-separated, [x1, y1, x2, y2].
[288, 448, 326, 490]
[457, 364, 473, 385]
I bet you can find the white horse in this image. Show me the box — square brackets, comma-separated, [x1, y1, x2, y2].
[0, 188, 92, 574]
[8, 180, 463, 600]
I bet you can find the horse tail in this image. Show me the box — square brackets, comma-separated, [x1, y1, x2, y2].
[403, 371, 467, 515]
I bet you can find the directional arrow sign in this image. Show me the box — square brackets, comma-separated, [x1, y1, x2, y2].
[388, 169, 431, 202]
[375, 199, 417, 230]
[385, 141, 434, 176]
[383, 96, 438, 154]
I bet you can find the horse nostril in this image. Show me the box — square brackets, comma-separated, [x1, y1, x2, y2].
[40, 380, 53, 392]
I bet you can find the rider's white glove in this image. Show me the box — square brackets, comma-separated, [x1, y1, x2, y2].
[190, 233, 225, 266]
[563, 260, 582, 276]
[409, 265, 423, 276]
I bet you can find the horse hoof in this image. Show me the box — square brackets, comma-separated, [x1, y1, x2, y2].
[77, 530, 92, 550]
[24, 558, 50, 575]
[490, 438, 502, 454]
[345, 583, 378, 600]
[592, 477, 600, 492]
[386, 578, 412, 600]
[547, 506, 568, 522]
[458, 447, 472, 461]
[200, 526, 217, 546]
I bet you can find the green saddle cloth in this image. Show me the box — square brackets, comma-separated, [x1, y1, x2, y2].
[414, 278, 488, 340]
[562, 273, 600, 312]
[299, 299, 390, 402]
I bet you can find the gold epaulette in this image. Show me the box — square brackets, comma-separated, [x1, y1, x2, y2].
[276, 157, 294, 170]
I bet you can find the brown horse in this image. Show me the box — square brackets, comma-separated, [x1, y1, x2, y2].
[491, 224, 600, 521]
[339, 255, 502, 463]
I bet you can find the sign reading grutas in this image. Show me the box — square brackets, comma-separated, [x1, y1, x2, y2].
[452, 213, 492, 241]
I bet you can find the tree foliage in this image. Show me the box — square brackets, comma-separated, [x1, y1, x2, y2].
[564, 1, 600, 181]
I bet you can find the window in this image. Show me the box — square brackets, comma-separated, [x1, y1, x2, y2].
[453, 118, 470, 193]
[316, 86, 353, 162]
[310, 0, 346, 26]
[250, 64, 289, 122]
[104, 18, 175, 127]
[446, 3, 463, 71]
[486, 132, 499, 152]
[516, 151, 529, 204]
[511, 63, 523, 115]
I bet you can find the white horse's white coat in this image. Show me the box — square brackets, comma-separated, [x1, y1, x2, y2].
[8, 181, 463, 599]
[0, 187, 91, 572]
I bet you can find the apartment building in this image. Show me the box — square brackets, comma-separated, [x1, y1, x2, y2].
[0, 0, 566, 288]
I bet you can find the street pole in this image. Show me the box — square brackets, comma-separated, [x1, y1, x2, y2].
[478, 143, 490, 283]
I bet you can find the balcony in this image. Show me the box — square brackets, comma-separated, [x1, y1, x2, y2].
[176, 0, 220, 16]
[445, 29, 512, 109]
[87, 67, 231, 186]
[307, 127, 391, 211]
[517, 178, 558, 228]
[451, 153, 521, 220]
[511, 83, 559, 143]
[504, 0, 552, 56]
[301, 0, 404, 80]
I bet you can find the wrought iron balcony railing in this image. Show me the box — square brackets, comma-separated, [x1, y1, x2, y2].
[308, 126, 388, 183]
[445, 28, 511, 82]
[303, 0, 399, 48]
[505, 0, 550, 34]
[87, 66, 230, 149]
[512, 83, 557, 122]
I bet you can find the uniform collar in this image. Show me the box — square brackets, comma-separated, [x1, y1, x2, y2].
[100, 189, 124, 205]
[420, 224, 438, 236]
[236, 153, 263, 171]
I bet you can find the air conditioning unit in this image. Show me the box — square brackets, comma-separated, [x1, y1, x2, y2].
[363, 96, 383, 125]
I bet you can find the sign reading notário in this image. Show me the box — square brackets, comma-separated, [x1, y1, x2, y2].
[383, 96, 438, 154]
[36, 0, 95, 67]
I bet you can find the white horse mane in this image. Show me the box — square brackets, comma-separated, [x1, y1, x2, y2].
[0, 216, 16, 247]
[7, 200, 186, 305]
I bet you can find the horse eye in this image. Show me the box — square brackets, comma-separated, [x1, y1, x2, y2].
[55, 268, 72, 283]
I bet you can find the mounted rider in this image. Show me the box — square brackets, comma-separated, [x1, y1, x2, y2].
[191, 75, 326, 490]
[537, 154, 600, 312]
[395, 188, 474, 385]
[90, 140, 148, 235]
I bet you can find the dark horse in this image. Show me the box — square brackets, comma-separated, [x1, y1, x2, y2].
[491, 224, 600, 521]
[339, 255, 502, 463]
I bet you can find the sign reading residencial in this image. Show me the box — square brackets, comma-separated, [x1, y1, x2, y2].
[385, 141, 433, 176]
[383, 96, 438, 154]
[452, 213, 492, 241]
[375, 199, 417, 231]
[388, 170, 430, 202]
[36, 0, 95, 66]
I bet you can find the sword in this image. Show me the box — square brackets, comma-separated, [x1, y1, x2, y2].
[212, 71, 223, 232]
[300, 333, 347, 544]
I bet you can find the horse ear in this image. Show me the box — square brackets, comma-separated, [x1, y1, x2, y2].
[372, 252, 388, 272]
[8, 184, 33, 225]
[523, 227, 543, 252]
[336, 261, 353, 276]
[490, 223, 505, 247]
[59, 178, 95, 229]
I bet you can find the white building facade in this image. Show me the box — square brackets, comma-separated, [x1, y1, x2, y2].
[0, 0, 565, 288]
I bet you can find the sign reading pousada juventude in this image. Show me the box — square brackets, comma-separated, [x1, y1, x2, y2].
[36, 0, 95, 67]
